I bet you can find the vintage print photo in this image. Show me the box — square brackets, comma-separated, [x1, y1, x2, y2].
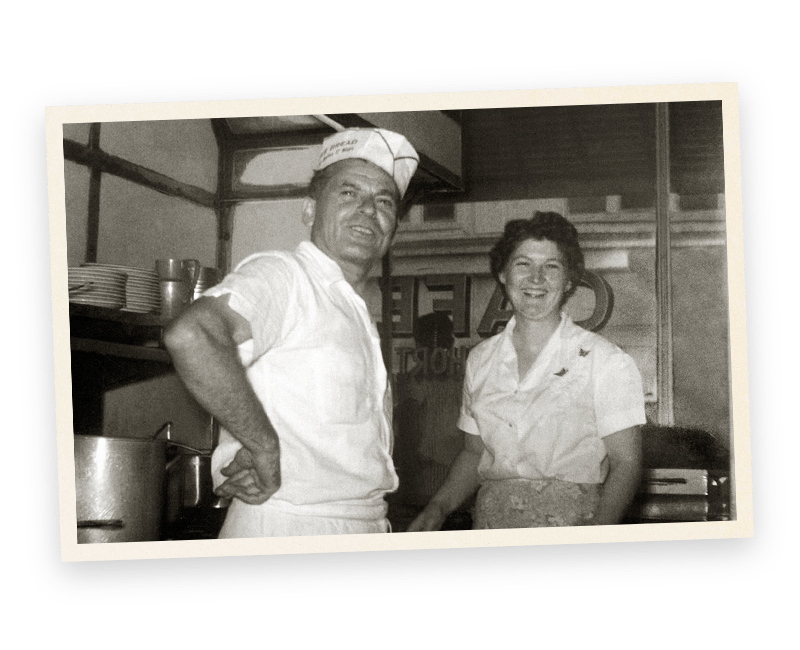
[46, 83, 752, 562]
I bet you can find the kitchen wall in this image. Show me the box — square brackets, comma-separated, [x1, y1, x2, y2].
[103, 373, 213, 449]
[231, 199, 310, 264]
[63, 158, 91, 268]
[97, 174, 217, 269]
[63, 119, 219, 269]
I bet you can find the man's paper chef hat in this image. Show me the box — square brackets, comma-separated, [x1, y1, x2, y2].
[315, 127, 420, 198]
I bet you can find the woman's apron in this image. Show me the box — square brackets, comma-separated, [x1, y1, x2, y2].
[473, 478, 600, 529]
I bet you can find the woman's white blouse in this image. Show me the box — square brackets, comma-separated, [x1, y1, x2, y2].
[458, 314, 647, 484]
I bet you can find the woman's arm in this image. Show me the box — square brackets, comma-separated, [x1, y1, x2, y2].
[592, 426, 642, 525]
[406, 431, 484, 532]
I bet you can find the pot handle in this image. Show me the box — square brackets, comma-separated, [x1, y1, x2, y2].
[77, 519, 125, 530]
[166, 439, 208, 455]
[152, 421, 173, 440]
[165, 440, 209, 473]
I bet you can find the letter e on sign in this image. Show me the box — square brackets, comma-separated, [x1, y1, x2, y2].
[422, 274, 471, 337]
[391, 276, 416, 337]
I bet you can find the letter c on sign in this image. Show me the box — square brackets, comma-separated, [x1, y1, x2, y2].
[574, 271, 614, 332]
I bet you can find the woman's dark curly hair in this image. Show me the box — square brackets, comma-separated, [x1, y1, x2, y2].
[489, 211, 585, 305]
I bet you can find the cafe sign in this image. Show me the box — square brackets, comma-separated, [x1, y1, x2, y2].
[387, 271, 613, 339]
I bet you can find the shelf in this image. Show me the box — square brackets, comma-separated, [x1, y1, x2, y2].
[69, 303, 170, 363]
[70, 337, 171, 363]
[68, 303, 163, 327]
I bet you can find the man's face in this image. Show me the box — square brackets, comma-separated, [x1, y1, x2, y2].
[304, 159, 399, 272]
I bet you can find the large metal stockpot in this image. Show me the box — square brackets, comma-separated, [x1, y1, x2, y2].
[74, 435, 167, 544]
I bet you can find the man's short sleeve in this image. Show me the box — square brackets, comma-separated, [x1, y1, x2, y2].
[202, 253, 297, 360]
[593, 349, 647, 438]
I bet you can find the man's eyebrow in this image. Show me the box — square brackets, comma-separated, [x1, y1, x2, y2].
[340, 179, 397, 198]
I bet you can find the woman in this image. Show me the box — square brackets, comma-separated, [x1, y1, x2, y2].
[408, 212, 646, 531]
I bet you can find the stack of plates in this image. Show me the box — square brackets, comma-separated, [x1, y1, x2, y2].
[68, 267, 127, 309]
[82, 263, 161, 314]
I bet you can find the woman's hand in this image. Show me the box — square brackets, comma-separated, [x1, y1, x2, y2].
[407, 502, 448, 532]
[406, 431, 484, 532]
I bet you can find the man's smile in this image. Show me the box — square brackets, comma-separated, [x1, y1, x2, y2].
[348, 224, 377, 240]
[521, 287, 548, 298]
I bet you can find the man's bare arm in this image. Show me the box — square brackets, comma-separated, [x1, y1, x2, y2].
[163, 295, 280, 504]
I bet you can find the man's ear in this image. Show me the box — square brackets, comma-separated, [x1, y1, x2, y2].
[302, 198, 316, 227]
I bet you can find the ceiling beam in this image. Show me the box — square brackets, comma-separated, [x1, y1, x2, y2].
[63, 138, 217, 209]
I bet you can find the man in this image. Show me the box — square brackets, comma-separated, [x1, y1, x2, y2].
[164, 128, 419, 538]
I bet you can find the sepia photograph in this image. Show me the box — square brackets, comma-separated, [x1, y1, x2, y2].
[47, 84, 752, 562]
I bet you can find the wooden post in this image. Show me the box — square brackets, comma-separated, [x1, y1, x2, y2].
[381, 252, 393, 376]
[655, 103, 674, 425]
[211, 119, 233, 275]
[86, 123, 102, 263]
[216, 205, 234, 276]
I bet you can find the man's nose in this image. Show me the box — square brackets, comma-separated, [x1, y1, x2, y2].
[530, 265, 545, 282]
[358, 195, 377, 215]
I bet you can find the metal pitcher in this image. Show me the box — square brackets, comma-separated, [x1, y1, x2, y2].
[156, 258, 201, 321]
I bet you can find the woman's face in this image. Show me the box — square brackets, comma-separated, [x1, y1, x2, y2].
[500, 238, 571, 325]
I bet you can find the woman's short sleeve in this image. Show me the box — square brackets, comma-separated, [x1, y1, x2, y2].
[592, 349, 647, 438]
[456, 348, 481, 436]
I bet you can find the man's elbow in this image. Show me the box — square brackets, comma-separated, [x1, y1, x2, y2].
[163, 312, 202, 359]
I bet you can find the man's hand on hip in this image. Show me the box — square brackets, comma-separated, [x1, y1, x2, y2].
[215, 446, 281, 505]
